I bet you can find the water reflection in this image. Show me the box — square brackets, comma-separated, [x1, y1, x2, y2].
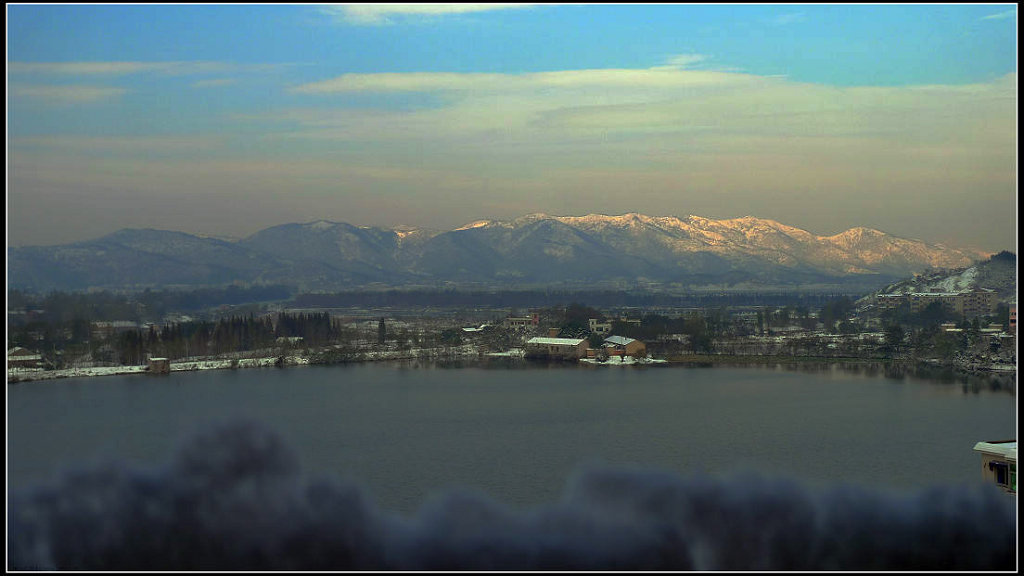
[392, 357, 1015, 395]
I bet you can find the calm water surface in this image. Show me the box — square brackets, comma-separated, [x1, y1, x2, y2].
[7, 362, 1015, 513]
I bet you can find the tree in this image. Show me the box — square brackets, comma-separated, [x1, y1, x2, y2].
[884, 323, 904, 351]
[820, 297, 854, 333]
[993, 303, 1010, 331]
[932, 331, 958, 360]
[439, 328, 463, 346]
[916, 301, 953, 327]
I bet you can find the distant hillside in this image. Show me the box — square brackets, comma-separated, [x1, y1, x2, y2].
[863, 251, 1016, 304]
[7, 214, 992, 293]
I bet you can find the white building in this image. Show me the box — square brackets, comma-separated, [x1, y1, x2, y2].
[524, 337, 588, 360]
[973, 440, 1016, 494]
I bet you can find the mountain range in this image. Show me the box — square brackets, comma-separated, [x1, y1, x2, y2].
[7, 213, 990, 293]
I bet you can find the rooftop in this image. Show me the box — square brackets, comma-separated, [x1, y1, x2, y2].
[973, 440, 1017, 461]
[527, 337, 586, 346]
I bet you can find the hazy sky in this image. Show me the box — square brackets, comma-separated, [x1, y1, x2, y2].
[7, 4, 1018, 252]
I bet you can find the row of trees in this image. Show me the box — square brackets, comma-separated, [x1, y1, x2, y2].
[8, 285, 292, 327]
[14, 312, 349, 368]
[293, 289, 850, 310]
[121, 312, 345, 364]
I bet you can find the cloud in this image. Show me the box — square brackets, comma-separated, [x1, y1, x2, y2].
[980, 9, 1015, 21]
[291, 67, 766, 94]
[284, 68, 1014, 151]
[9, 61, 206, 76]
[12, 135, 226, 155]
[320, 4, 535, 26]
[192, 78, 237, 89]
[9, 83, 127, 105]
[657, 54, 709, 69]
[8, 61, 288, 77]
[768, 12, 806, 25]
[8, 420, 1016, 570]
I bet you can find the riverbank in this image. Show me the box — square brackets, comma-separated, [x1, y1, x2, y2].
[9, 348, 1014, 384]
[666, 354, 895, 366]
[7, 345, 481, 383]
[7, 356, 306, 383]
[667, 354, 1017, 375]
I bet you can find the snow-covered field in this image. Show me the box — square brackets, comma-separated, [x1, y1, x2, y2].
[8, 365, 149, 382]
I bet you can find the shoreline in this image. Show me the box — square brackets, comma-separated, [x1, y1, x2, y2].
[9, 350, 1015, 384]
[7, 346, 482, 383]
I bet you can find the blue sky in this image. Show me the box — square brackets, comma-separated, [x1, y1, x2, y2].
[7, 4, 1018, 252]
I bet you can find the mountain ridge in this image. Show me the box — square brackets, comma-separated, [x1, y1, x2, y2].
[8, 213, 992, 292]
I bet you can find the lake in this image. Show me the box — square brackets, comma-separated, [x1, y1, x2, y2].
[7, 361, 1015, 514]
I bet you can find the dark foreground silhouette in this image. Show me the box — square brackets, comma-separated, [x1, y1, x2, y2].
[9, 421, 1016, 570]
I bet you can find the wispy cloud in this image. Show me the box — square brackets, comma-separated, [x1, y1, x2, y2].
[659, 54, 709, 69]
[291, 67, 765, 95]
[192, 78, 237, 89]
[768, 12, 806, 25]
[10, 84, 127, 105]
[980, 9, 1015, 21]
[8, 61, 289, 77]
[267, 67, 1017, 211]
[319, 4, 534, 26]
[12, 134, 225, 155]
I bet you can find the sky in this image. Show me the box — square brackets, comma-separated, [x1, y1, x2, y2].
[6, 3, 1018, 253]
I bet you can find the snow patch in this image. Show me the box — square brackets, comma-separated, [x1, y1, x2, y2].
[307, 220, 334, 231]
[454, 220, 493, 231]
[580, 356, 667, 366]
[930, 267, 978, 293]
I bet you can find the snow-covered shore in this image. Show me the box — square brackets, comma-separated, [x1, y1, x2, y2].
[579, 356, 668, 366]
[7, 345, 481, 383]
[7, 356, 311, 383]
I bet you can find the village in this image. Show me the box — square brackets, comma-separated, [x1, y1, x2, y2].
[8, 288, 1016, 384]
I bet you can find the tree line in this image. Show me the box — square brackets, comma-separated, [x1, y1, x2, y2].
[292, 289, 854, 310]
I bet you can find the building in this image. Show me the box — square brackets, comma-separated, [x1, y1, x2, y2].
[875, 288, 998, 319]
[603, 335, 646, 357]
[961, 288, 998, 318]
[147, 357, 171, 374]
[940, 323, 963, 334]
[91, 320, 141, 339]
[589, 318, 612, 335]
[8, 347, 43, 369]
[524, 337, 588, 360]
[973, 440, 1016, 494]
[504, 314, 539, 329]
[1010, 306, 1016, 335]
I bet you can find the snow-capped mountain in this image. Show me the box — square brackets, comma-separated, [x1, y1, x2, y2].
[8, 214, 991, 292]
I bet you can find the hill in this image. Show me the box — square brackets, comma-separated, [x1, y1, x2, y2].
[861, 251, 1016, 305]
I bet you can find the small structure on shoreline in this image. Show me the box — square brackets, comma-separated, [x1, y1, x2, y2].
[603, 335, 646, 357]
[525, 337, 588, 360]
[8, 347, 43, 369]
[147, 357, 170, 374]
[973, 440, 1016, 494]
